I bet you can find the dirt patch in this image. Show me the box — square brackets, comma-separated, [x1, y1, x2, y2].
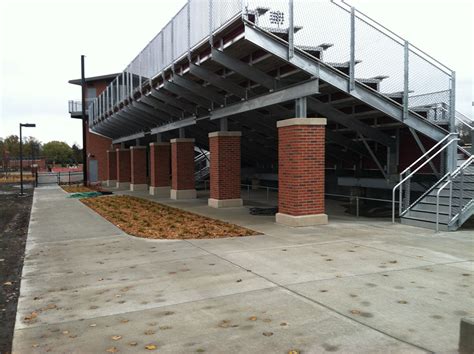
[81, 195, 259, 239]
[0, 183, 33, 352]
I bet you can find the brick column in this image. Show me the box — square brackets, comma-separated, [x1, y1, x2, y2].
[208, 131, 242, 208]
[116, 148, 131, 189]
[106, 150, 117, 187]
[276, 118, 328, 226]
[130, 146, 147, 191]
[170, 138, 196, 200]
[149, 142, 171, 197]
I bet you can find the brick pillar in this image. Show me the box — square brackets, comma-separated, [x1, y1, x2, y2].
[130, 146, 147, 191]
[116, 148, 131, 189]
[170, 138, 196, 200]
[276, 118, 328, 226]
[208, 131, 242, 208]
[106, 150, 117, 187]
[149, 142, 171, 197]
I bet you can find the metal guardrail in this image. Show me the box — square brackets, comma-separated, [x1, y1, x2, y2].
[89, 0, 455, 138]
[391, 135, 459, 222]
[435, 155, 474, 232]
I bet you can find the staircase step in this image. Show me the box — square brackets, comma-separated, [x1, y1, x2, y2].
[428, 189, 474, 198]
[401, 216, 449, 231]
[412, 202, 460, 214]
[423, 195, 465, 204]
[405, 210, 451, 224]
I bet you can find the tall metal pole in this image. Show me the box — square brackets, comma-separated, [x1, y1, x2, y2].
[81, 55, 88, 186]
[19, 124, 23, 195]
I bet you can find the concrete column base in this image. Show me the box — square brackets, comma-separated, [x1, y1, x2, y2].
[459, 317, 474, 354]
[105, 180, 116, 188]
[149, 186, 171, 197]
[208, 198, 243, 208]
[171, 189, 197, 200]
[276, 213, 328, 227]
[116, 182, 130, 190]
[130, 184, 148, 192]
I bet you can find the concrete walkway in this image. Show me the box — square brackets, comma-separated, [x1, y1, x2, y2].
[13, 186, 473, 353]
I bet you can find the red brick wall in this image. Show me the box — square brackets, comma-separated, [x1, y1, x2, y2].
[130, 147, 147, 185]
[150, 143, 171, 187]
[106, 150, 117, 181]
[171, 139, 195, 190]
[278, 123, 326, 216]
[209, 133, 241, 200]
[116, 149, 131, 182]
[87, 129, 112, 181]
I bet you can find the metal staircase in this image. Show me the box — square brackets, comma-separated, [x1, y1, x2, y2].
[393, 132, 474, 231]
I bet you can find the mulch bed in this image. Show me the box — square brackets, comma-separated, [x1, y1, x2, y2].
[61, 184, 101, 193]
[81, 195, 260, 239]
[0, 183, 33, 352]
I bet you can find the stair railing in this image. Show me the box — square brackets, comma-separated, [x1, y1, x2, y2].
[392, 133, 459, 222]
[456, 111, 474, 155]
[435, 155, 474, 232]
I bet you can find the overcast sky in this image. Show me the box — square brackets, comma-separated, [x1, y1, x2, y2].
[1, 0, 472, 147]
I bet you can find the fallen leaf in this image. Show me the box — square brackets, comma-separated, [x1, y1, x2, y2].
[236, 279, 242, 283]
[389, 260, 398, 264]
[350, 309, 361, 315]
[32, 344, 39, 348]
[111, 335, 122, 341]
[144, 330, 155, 335]
[397, 300, 408, 304]
[62, 330, 69, 335]
[159, 326, 172, 330]
[280, 322, 288, 326]
[145, 344, 157, 350]
[90, 324, 97, 327]
[106, 347, 118, 353]
[262, 318, 272, 323]
[69, 334, 77, 339]
[248, 316, 257, 321]
[289, 351, 299, 354]
[128, 342, 138, 346]
[3, 282, 12, 286]
[120, 319, 129, 323]
[262, 332, 273, 337]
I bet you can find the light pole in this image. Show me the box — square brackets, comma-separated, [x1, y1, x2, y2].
[19, 123, 36, 196]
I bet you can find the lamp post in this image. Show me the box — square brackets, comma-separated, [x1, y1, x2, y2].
[19, 123, 36, 196]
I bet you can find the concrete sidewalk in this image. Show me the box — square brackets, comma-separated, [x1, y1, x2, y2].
[13, 186, 473, 353]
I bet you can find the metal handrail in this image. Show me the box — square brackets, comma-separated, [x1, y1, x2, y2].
[392, 137, 460, 222]
[400, 133, 456, 177]
[435, 155, 474, 231]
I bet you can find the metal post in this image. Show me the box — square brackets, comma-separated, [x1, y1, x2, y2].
[447, 71, 457, 172]
[187, 0, 191, 61]
[266, 187, 269, 201]
[356, 196, 359, 217]
[19, 124, 23, 195]
[288, 0, 294, 60]
[58, 171, 61, 185]
[295, 97, 307, 118]
[403, 41, 409, 121]
[247, 184, 250, 199]
[460, 169, 464, 206]
[220, 117, 228, 131]
[209, 0, 213, 47]
[349, 7, 355, 91]
[81, 55, 88, 186]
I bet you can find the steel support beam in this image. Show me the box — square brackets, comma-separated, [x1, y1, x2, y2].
[244, 24, 447, 141]
[163, 81, 212, 109]
[172, 74, 225, 106]
[211, 48, 276, 90]
[409, 128, 440, 176]
[131, 101, 173, 122]
[139, 95, 184, 118]
[189, 63, 247, 99]
[307, 97, 395, 149]
[210, 79, 319, 120]
[150, 88, 196, 114]
[150, 117, 197, 135]
[359, 133, 388, 180]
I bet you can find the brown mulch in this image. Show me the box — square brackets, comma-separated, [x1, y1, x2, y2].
[61, 185, 100, 193]
[81, 195, 260, 239]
